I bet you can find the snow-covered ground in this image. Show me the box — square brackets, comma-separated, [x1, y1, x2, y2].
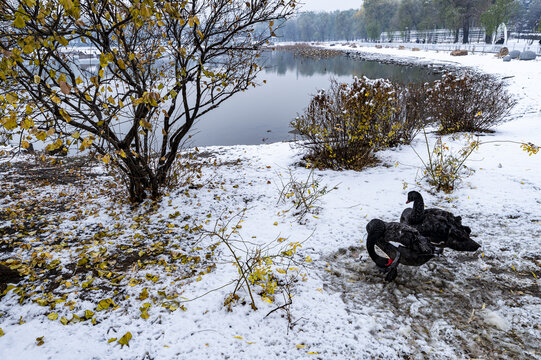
[1, 45, 540, 359]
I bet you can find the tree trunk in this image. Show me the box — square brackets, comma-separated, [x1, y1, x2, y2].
[128, 175, 147, 203]
[123, 160, 160, 203]
[462, 19, 470, 44]
[454, 28, 459, 43]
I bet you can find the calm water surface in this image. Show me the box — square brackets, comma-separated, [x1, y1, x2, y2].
[189, 51, 440, 147]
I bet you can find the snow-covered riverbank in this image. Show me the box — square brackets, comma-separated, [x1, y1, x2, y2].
[1, 45, 540, 359]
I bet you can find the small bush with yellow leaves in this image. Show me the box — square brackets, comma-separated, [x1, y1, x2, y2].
[291, 76, 427, 170]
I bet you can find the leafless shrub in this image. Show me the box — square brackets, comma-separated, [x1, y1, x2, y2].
[427, 72, 516, 134]
[276, 168, 335, 220]
[413, 131, 479, 193]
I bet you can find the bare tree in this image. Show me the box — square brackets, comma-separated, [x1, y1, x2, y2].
[0, 0, 297, 202]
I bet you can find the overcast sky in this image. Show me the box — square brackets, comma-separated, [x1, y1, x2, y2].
[299, 0, 361, 12]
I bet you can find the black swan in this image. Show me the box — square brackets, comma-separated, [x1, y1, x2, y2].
[400, 191, 480, 252]
[366, 219, 440, 282]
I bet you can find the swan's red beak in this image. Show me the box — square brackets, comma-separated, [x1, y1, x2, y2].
[386, 259, 393, 266]
[406, 200, 410, 204]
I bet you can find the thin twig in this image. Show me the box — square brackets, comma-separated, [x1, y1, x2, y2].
[264, 300, 293, 319]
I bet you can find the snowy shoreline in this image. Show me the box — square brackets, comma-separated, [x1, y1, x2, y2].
[1, 45, 540, 359]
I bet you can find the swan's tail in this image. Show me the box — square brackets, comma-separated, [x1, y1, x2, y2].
[448, 228, 480, 251]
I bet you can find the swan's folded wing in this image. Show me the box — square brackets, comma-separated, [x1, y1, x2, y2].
[400, 208, 412, 224]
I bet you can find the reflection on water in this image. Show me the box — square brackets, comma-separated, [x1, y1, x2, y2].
[263, 51, 439, 84]
[189, 51, 440, 147]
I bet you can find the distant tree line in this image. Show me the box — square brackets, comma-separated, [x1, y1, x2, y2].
[259, 10, 365, 42]
[268, 0, 541, 43]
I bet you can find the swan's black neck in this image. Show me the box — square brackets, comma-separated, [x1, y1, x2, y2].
[366, 231, 393, 268]
[410, 195, 425, 224]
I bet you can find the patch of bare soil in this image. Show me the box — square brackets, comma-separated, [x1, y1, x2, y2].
[0, 156, 101, 252]
[0, 154, 219, 326]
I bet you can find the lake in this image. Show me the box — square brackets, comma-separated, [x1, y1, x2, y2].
[188, 50, 440, 147]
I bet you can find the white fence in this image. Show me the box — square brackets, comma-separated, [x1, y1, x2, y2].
[381, 28, 487, 44]
[379, 28, 541, 55]
[367, 41, 541, 56]
[377, 29, 540, 55]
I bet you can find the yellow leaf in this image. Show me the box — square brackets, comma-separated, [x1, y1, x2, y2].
[13, 14, 26, 28]
[117, 59, 126, 70]
[21, 117, 34, 129]
[107, 337, 117, 343]
[2, 113, 18, 130]
[2, 284, 16, 296]
[140, 309, 149, 319]
[84, 310, 94, 319]
[47, 312, 58, 320]
[96, 298, 115, 311]
[0, 285, 15, 296]
[117, 332, 132, 347]
[21, 141, 30, 149]
[139, 288, 149, 300]
[233, 336, 243, 340]
[35, 131, 47, 141]
[81, 136, 93, 149]
[6, 92, 18, 105]
[139, 119, 152, 130]
[0, 328, 4, 337]
[102, 154, 111, 164]
[75, 77, 83, 85]
[140, 5, 151, 17]
[296, 345, 306, 348]
[34, 75, 41, 84]
[148, 92, 159, 107]
[60, 0, 74, 11]
[51, 95, 61, 105]
[72, 131, 80, 139]
[23, 43, 34, 54]
[82, 278, 94, 288]
[36, 336, 45, 346]
[59, 108, 72, 122]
